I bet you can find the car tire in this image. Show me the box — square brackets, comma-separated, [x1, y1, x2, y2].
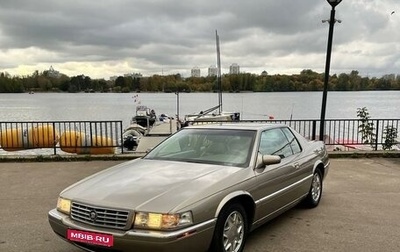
[209, 203, 248, 252]
[303, 169, 323, 208]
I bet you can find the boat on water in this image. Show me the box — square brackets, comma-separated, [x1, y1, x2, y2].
[130, 105, 157, 128]
[123, 106, 177, 151]
[182, 104, 240, 126]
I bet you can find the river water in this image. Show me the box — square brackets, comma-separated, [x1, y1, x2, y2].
[0, 91, 399, 128]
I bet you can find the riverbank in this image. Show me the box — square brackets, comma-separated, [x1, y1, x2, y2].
[0, 150, 399, 163]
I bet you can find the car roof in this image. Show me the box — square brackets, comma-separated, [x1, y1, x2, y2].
[185, 122, 287, 131]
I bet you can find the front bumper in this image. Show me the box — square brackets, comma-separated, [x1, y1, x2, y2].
[48, 209, 216, 252]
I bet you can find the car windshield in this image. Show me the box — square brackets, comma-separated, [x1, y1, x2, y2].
[144, 128, 256, 167]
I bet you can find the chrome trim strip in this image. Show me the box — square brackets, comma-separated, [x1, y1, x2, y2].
[255, 174, 313, 205]
[253, 193, 308, 226]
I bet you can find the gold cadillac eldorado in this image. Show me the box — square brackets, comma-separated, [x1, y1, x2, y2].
[48, 123, 330, 252]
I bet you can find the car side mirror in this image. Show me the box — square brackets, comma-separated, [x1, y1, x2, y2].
[255, 153, 281, 169]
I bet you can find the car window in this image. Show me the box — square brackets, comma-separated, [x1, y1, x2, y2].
[145, 128, 256, 167]
[259, 128, 293, 158]
[281, 127, 302, 154]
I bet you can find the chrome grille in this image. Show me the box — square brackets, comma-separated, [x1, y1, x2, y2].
[71, 202, 131, 230]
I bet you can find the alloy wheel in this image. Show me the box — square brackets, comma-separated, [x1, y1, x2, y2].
[222, 210, 245, 252]
[311, 172, 322, 202]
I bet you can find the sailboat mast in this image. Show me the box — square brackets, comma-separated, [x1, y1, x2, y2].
[216, 30, 222, 114]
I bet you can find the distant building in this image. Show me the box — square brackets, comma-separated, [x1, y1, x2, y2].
[47, 66, 61, 78]
[229, 63, 240, 74]
[261, 70, 268, 76]
[191, 67, 201, 77]
[208, 65, 218, 77]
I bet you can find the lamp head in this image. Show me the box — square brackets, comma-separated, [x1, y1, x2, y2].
[326, 0, 342, 8]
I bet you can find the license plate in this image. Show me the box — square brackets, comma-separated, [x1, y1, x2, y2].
[67, 229, 114, 247]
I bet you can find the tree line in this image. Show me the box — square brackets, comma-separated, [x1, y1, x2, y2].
[0, 69, 399, 93]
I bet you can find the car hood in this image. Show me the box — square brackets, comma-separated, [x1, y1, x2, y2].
[61, 159, 247, 213]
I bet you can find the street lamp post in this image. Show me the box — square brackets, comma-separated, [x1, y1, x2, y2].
[175, 90, 181, 130]
[175, 91, 180, 121]
[319, 0, 342, 141]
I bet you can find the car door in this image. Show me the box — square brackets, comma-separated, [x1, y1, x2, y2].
[281, 127, 312, 194]
[252, 127, 302, 222]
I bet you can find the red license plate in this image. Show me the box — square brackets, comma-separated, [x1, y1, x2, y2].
[67, 229, 114, 247]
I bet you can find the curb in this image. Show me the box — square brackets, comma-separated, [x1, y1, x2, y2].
[327, 151, 400, 159]
[0, 153, 143, 162]
[0, 151, 399, 162]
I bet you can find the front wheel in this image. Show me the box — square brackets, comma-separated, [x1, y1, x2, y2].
[209, 203, 248, 252]
[303, 169, 323, 208]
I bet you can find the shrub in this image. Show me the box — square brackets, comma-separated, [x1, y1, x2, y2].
[382, 126, 398, 150]
[357, 107, 376, 149]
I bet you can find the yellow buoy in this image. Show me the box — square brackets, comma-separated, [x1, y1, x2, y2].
[0, 128, 27, 151]
[29, 125, 59, 148]
[89, 135, 115, 155]
[0, 125, 58, 151]
[60, 131, 115, 155]
[59, 130, 85, 154]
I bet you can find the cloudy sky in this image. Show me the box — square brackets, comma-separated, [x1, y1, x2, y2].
[0, 0, 399, 79]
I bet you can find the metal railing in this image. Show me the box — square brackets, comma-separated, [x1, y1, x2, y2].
[0, 119, 399, 155]
[197, 118, 400, 151]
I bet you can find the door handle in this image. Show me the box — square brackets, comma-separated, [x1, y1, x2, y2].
[293, 163, 300, 169]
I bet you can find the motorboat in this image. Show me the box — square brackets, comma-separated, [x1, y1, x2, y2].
[130, 105, 157, 128]
[123, 109, 177, 152]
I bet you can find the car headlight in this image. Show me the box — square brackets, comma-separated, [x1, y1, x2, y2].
[134, 211, 193, 230]
[57, 197, 71, 214]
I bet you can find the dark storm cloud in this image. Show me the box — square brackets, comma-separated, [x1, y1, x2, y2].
[0, 1, 324, 51]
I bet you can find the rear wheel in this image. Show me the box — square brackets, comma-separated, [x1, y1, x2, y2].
[209, 203, 248, 252]
[303, 169, 323, 208]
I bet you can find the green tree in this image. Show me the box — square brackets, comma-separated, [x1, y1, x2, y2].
[132, 76, 141, 91]
[115, 76, 125, 89]
[349, 70, 361, 91]
[336, 73, 350, 91]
